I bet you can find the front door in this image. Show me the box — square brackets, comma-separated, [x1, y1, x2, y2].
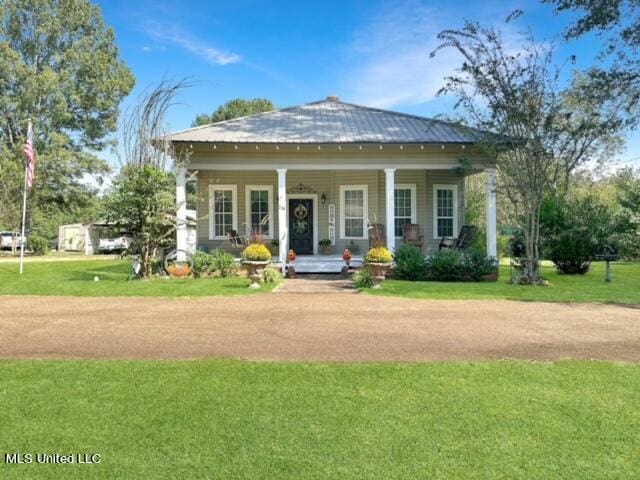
[289, 198, 313, 254]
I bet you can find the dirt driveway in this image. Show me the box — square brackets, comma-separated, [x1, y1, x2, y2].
[1, 294, 639, 361]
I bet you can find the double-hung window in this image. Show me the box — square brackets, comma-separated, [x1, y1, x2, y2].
[394, 184, 417, 237]
[245, 185, 273, 238]
[209, 185, 237, 239]
[340, 185, 368, 239]
[433, 184, 458, 238]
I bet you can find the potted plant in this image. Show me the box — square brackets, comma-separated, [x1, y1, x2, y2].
[319, 239, 332, 255]
[241, 243, 271, 288]
[286, 249, 296, 278]
[364, 246, 394, 286]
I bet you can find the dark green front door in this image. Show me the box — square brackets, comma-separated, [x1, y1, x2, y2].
[289, 198, 313, 254]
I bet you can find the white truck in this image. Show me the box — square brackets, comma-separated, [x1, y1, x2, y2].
[0, 231, 22, 251]
[97, 234, 134, 253]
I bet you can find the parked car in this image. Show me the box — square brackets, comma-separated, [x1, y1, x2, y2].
[98, 234, 134, 253]
[0, 231, 22, 250]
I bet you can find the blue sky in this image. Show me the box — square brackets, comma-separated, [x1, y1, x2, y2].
[98, 0, 639, 167]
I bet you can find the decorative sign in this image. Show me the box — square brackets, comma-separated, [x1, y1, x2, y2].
[287, 183, 317, 194]
[328, 204, 336, 245]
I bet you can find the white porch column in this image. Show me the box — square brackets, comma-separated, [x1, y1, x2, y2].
[277, 168, 288, 274]
[384, 168, 396, 252]
[485, 168, 497, 259]
[176, 165, 187, 261]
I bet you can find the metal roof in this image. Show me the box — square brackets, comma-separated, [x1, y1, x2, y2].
[165, 98, 484, 144]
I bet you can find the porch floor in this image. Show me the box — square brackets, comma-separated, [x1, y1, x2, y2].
[277, 254, 363, 273]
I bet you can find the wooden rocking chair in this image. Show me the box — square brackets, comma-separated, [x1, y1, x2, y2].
[227, 230, 248, 249]
[439, 225, 478, 251]
[402, 224, 423, 251]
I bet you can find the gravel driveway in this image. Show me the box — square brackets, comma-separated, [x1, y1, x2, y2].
[1, 294, 639, 361]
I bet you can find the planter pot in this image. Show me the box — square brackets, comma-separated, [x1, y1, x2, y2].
[366, 262, 393, 287]
[242, 260, 270, 288]
[319, 245, 333, 255]
[287, 266, 296, 278]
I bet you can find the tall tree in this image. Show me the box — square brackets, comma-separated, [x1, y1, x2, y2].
[104, 80, 191, 278]
[431, 21, 637, 283]
[0, 0, 134, 237]
[192, 98, 275, 126]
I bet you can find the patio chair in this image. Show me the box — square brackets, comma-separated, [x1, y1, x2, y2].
[227, 230, 248, 249]
[439, 225, 478, 251]
[402, 224, 423, 251]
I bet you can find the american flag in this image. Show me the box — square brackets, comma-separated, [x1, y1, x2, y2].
[23, 122, 36, 190]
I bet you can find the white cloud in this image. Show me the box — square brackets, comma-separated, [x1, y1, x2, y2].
[341, 0, 522, 109]
[141, 46, 152, 52]
[145, 23, 241, 65]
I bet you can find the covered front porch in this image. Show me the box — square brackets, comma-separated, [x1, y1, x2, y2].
[175, 164, 497, 273]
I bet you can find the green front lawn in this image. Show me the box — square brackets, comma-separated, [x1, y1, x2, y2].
[1, 360, 638, 479]
[369, 262, 640, 304]
[0, 260, 276, 297]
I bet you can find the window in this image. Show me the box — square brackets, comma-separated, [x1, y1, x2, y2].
[245, 185, 273, 238]
[394, 184, 417, 237]
[340, 185, 368, 239]
[433, 184, 458, 238]
[209, 185, 237, 239]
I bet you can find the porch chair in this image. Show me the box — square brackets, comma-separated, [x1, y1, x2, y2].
[402, 224, 423, 251]
[439, 225, 478, 251]
[227, 230, 248, 249]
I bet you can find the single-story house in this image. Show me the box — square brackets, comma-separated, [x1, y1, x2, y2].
[167, 96, 496, 272]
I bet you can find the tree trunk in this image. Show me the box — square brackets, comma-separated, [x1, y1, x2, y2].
[522, 203, 542, 284]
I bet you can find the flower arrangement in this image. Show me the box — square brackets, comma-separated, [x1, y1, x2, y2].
[242, 243, 272, 262]
[365, 246, 393, 264]
[167, 263, 191, 278]
[287, 249, 297, 262]
[342, 248, 352, 263]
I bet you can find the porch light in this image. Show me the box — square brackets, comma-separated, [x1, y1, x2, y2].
[321, 193, 327, 205]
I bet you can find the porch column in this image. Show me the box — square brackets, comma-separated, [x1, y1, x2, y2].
[384, 168, 396, 252]
[277, 168, 288, 274]
[176, 165, 187, 262]
[485, 167, 497, 259]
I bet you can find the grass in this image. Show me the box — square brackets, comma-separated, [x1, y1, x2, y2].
[0, 260, 276, 297]
[368, 261, 640, 304]
[0, 360, 639, 479]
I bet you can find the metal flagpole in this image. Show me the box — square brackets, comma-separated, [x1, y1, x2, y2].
[18, 122, 31, 274]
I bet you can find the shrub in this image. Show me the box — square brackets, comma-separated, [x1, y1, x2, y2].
[393, 244, 426, 281]
[365, 246, 393, 263]
[353, 268, 375, 288]
[193, 250, 238, 277]
[28, 235, 49, 256]
[542, 195, 614, 274]
[548, 231, 595, 274]
[193, 251, 216, 275]
[425, 250, 495, 281]
[262, 267, 282, 283]
[213, 250, 238, 277]
[242, 243, 271, 261]
[318, 239, 331, 247]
